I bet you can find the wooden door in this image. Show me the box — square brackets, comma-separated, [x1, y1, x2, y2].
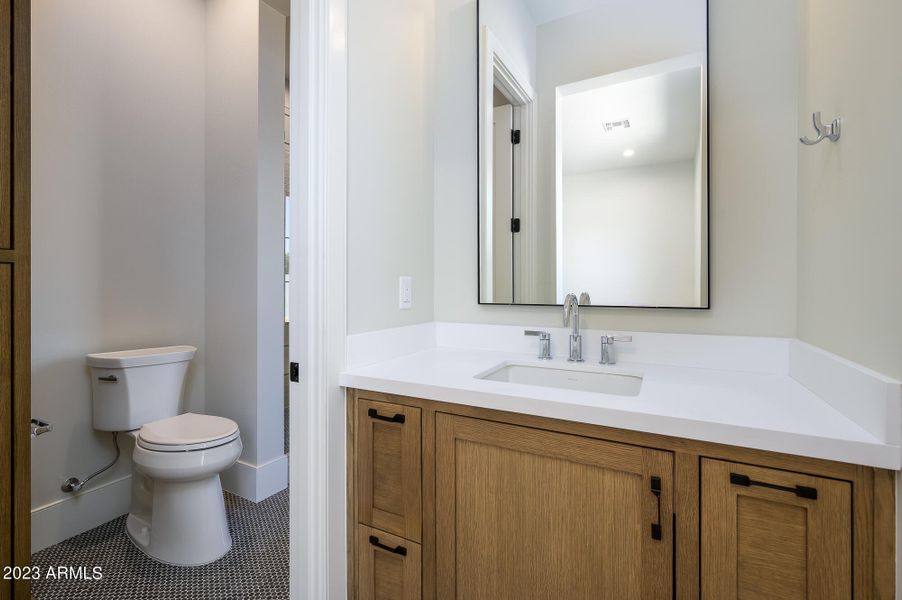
[0, 0, 30, 598]
[357, 399, 422, 542]
[435, 413, 673, 600]
[357, 524, 422, 600]
[701, 458, 852, 599]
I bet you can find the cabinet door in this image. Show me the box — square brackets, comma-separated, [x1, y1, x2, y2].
[435, 414, 673, 600]
[357, 399, 422, 541]
[357, 524, 422, 600]
[701, 458, 852, 599]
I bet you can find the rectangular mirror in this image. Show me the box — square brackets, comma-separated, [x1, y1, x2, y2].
[478, 0, 709, 308]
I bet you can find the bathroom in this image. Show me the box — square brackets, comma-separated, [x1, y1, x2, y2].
[1, 0, 900, 598]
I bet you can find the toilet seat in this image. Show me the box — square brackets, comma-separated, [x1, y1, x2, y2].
[137, 413, 239, 452]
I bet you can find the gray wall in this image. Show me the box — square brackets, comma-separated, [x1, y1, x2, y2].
[206, 0, 287, 482]
[30, 0, 207, 549]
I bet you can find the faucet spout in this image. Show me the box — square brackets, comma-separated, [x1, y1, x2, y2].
[563, 294, 583, 362]
[563, 293, 579, 334]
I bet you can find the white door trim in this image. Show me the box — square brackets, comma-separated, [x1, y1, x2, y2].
[289, 0, 348, 597]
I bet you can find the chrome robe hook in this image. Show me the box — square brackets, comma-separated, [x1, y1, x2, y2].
[800, 111, 841, 145]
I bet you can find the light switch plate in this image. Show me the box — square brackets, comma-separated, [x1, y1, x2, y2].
[399, 276, 412, 309]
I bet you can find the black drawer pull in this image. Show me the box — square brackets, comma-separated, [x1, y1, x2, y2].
[369, 535, 407, 556]
[367, 408, 405, 424]
[650, 476, 663, 540]
[730, 472, 818, 500]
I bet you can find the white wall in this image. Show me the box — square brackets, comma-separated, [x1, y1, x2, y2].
[347, 0, 435, 334]
[561, 161, 697, 306]
[481, 0, 536, 87]
[797, 0, 902, 382]
[434, 0, 799, 336]
[30, 0, 207, 551]
[206, 0, 287, 501]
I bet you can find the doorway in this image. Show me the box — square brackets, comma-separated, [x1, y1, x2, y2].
[24, 1, 294, 598]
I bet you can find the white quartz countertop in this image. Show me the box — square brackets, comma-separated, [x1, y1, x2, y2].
[340, 346, 900, 469]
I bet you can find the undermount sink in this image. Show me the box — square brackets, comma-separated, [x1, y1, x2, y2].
[476, 362, 643, 397]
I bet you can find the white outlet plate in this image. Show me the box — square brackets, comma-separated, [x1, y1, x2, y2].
[399, 276, 412, 309]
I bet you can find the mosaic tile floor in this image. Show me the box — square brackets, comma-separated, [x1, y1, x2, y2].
[31, 489, 289, 600]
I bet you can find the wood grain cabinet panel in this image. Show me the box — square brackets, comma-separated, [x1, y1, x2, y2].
[435, 413, 673, 600]
[0, 265, 11, 598]
[357, 399, 422, 542]
[357, 524, 422, 600]
[0, 0, 9, 249]
[701, 458, 852, 599]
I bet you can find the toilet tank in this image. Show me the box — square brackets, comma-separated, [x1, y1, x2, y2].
[87, 346, 197, 431]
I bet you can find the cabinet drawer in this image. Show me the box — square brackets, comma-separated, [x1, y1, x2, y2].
[357, 399, 422, 542]
[701, 459, 852, 600]
[357, 524, 422, 600]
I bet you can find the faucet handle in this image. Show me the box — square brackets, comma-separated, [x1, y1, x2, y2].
[599, 335, 632, 365]
[601, 334, 632, 343]
[524, 330, 552, 360]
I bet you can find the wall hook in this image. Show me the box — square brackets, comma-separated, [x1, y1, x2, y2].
[800, 111, 841, 145]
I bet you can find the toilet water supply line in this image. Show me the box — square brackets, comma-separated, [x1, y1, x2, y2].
[61, 431, 121, 494]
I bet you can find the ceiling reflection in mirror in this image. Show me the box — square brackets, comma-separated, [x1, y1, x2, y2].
[478, 0, 708, 308]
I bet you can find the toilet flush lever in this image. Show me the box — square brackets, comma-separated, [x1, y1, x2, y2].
[97, 374, 118, 382]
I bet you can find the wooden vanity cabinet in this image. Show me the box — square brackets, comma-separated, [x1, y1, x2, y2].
[348, 389, 895, 600]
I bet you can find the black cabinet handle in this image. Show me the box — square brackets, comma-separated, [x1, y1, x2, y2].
[367, 408, 405, 424]
[650, 476, 662, 540]
[730, 472, 818, 500]
[369, 535, 407, 556]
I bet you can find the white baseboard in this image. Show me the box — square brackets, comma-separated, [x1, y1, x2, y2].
[221, 454, 289, 502]
[31, 475, 132, 554]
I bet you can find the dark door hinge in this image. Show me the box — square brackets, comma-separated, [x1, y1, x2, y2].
[511, 129, 521, 145]
[510, 218, 521, 233]
[289, 362, 300, 383]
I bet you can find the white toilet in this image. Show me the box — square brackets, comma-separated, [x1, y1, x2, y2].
[87, 345, 242, 566]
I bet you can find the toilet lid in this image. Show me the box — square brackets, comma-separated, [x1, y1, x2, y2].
[137, 413, 239, 451]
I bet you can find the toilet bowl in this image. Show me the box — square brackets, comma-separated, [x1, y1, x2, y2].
[126, 413, 242, 566]
[86, 346, 243, 567]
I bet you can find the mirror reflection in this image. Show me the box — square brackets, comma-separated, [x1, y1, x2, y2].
[479, 0, 709, 307]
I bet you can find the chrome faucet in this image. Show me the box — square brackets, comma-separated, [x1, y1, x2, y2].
[600, 334, 633, 365]
[563, 293, 583, 362]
